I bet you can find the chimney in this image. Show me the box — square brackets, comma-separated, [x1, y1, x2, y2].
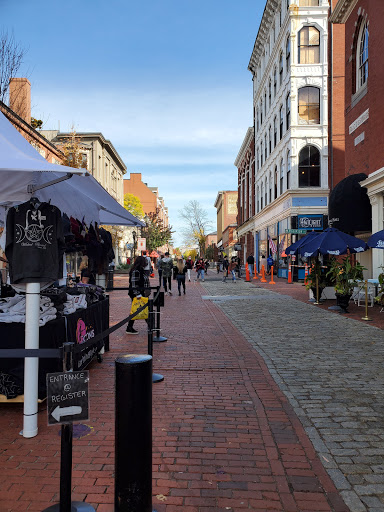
[9, 78, 31, 124]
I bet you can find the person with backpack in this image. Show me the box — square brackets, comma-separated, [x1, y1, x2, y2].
[185, 256, 194, 282]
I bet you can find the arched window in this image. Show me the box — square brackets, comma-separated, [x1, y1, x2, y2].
[279, 52, 284, 85]
[287, 150, 291, 189]
[264, 133, 268, 160]
[298, 86, 320, 124]
[298, 26, 320, 64]
[299, 0, 319, 5]
[280, 159, 285, 195]
[273, 67, 277, 97]
[260, 99, 263, 125]
[279, 105, 284, 139]
[286, 36, 291, 70]
[286, 93, 291, 129]
[256, 147, 260, 171]
[265, 178, 268, 206]
[273, 116, 277, 146]
[274, 166, 278, 199]
[260, 141, 264, 167]
[269, 125, 272, 153]
[256, 107, 259, 131]
[299, 145, 320, 187]
[268, 79, 272, 107]
[269, 173, 273, 203]
[357, 19, 368, 90]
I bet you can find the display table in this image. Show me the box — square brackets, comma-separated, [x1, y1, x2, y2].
[0, 296, 109, 400]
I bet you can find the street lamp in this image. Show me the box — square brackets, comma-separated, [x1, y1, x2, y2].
[132, 230, 137, 259]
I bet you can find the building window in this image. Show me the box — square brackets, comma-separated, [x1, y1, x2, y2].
[298, 145, 320, 187]
[269, 173, 273, 203]
[256, 108, 259, 131]
[286, 93, 291, 129]
[357, 19, 368, 90]
[299, 0, 319, 5]
[274, 116, 277, 146]
[257, 187, 260, 213]
[268, 79, 272, 107]
[280, 159, 285, 195]
[274, 166, 278, 199]
[256, 148, 260, 171]
[279, 52, 284, 85]
[279, 105, 284, 140]
[286, 36, 291, 70]
[298, 26, 320, 64]
[265, 178, 268, 206]
[287, 150, 291, 189]
[261, 184, 264, 210]
[269, 125, 272, 153]
[261, 141, 263, 167]
[298, 86, 320, 124]
[265, 133, 268, 160]
[273, 67, 277, 97]
[260, 99, 263, 125]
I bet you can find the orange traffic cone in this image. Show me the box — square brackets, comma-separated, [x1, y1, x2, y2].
[304, 263, 308, 285]
[269, 266, 276, 284]
[287, 263, 292, 284]
[253, 263, 258, 280]
[245, 263, 250, 282]
[261, 264, 267, 283]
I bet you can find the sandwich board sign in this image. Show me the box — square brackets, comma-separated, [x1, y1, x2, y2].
[47, 371, 89, 425]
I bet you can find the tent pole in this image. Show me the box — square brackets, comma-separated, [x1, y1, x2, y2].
[27, 173, 76, 194]
[22, 282, 41, 438]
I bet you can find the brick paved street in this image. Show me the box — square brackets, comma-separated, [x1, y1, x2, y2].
[0, 272, 382, 511]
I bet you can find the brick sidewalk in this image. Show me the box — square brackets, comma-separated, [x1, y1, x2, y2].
[0, 275, 349, 511]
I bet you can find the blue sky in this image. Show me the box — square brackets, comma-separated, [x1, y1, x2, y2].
[1, 0, 264, 246]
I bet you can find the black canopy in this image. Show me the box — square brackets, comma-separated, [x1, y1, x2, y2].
[328, 173, 371, 232]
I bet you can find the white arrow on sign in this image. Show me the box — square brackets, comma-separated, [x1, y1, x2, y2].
[52, 406, 82, 422]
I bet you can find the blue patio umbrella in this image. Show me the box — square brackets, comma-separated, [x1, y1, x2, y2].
[367, 230, 384, 249]
[297, 227, 368, 257]
[285, 231, 320, 256]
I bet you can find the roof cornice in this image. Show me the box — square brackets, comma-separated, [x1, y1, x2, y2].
[234, 127, 254, 167]
[248, 0, 279, 74]
[329, 0, 358, 23]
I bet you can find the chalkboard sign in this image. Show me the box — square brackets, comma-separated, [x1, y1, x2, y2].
[46, 371, 89, 426]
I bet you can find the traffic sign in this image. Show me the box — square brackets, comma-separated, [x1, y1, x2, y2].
[47, 371, 89, 426]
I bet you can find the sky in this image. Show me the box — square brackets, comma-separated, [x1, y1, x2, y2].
[0, 0, 265, 246]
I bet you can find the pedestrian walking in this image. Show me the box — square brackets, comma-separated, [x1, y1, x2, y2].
[247, 253, 255, 278]
[143, 251, 152, 277]
[267, 254, 274, 275]
[159, 251, 173, 295]
[126, 255, 150, 335]
[175, 258, 187, 295]
[221, 255, 229, 282]
[236, 256, 241, 278]
[260, 254, 267, 274]
[185, 256, 194, 282]
[229, 257, 237, 282]
[204, 260, 210, 275]
[156, 254, 164, 285]
[196, 258, 205, 281]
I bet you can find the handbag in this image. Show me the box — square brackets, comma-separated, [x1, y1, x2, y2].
[130, 297, 149, 320]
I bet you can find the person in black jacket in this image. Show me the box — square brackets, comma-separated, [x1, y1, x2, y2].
[126, 256, 150, 335]
[174, 258, 187, 295]
[247, 254, 255, 278]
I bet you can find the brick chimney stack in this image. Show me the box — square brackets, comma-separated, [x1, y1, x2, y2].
[9, 78, 31, 124]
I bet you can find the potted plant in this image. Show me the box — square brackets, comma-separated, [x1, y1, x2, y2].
[375, 267, 384, 309]
[326, 256, 366, 312]
[305, 260, 327, 302]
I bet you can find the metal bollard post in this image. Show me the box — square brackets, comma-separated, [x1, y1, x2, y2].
[115, 355, 157, 512]
[153, 289, 167, 343]
[147, 300, 164, 383]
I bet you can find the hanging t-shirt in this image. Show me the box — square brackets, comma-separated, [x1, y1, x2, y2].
[5, 200, 64, 284]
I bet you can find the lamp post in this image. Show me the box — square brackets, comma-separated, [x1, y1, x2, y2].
[132, 230, 137, 260]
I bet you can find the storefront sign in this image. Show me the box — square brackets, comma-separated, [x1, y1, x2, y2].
[349, 108, 369, 135]
[285, 229, 306, 234]
[47, 370, 89, 425]
[298, 215, 323, 230]
[234, 244, 242, 251]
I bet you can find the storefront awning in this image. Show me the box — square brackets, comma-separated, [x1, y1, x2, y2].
[328, 173, 371, 232]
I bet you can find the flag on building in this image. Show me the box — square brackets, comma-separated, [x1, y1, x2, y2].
[268, 235, 278, 255]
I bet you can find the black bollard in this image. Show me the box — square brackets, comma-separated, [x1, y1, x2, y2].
[152, 291, 167, 343]
[115, 355, 154, 512]
[147, 299, 164, 383]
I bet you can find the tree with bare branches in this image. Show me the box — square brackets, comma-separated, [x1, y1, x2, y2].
[0, 31, 27, 103]
[179, 200, 212, 256]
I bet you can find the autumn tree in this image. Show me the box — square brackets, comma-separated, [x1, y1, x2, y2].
[0, 31, 27, 103]
[59, 129, 88, 169]
[124, 193, 144, 219]
[179, 200, 212, 256]
[141, 208, 173, 252]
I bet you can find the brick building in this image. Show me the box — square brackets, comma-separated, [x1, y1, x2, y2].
[214, 191, 238, 259]
[330, 0, 384, 277]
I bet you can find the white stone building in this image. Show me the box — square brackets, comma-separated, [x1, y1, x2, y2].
[238, 0, 331, 278]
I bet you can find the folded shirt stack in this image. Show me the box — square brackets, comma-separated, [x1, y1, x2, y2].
[0, 295, 58, 326]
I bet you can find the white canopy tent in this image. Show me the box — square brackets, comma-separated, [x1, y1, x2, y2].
[0, 110, 143, 438]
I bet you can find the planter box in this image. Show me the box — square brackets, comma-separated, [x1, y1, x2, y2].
[309, 286, 336, 300]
